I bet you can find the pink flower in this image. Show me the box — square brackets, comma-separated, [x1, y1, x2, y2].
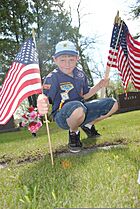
[28, 121, 42, 133]
[29, 111, 37, 120]
[37, 112, 43, 117]
[36, 121, 42, 128]
[28, 106, 35, 112]
[21, 122, 26, 127]
[28, 126, 36, 133]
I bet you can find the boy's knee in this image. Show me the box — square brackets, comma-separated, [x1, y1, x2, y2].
[70, 107, 85, 121]
[74, 107, 85, 117]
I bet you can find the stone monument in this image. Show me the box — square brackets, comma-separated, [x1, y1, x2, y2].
[0, 116, 20, 133]
[118, 91, 140, 113]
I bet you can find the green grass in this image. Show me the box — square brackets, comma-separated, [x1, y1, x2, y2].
[0, 111, 140, 208]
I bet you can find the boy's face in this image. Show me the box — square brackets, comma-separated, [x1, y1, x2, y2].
[53, 55, 79, 75]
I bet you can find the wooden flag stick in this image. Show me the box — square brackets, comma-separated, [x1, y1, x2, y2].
[32, 29, 54, 166]
[45, 114, 54, 166]
[32, 28, 36, 47]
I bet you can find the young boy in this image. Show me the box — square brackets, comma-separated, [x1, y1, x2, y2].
[37, 40, 118, 153]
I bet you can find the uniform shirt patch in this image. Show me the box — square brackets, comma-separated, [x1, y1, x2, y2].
[60, 82, 74, 91]
[60, 92, 69, 101]
[77, 71, 84, 78]
[43, 84, 51, 90]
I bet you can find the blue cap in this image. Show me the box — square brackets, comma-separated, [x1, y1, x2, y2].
[53, 40, 78, 58]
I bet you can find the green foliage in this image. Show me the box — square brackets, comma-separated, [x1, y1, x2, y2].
[106, 80, 138, 98]
[131, 0, 140, 19]
[0, 0, 34, 83]
[35, 2, 75, 76]
[0, 0, 94, 87]
[0, 111, 140, 208]
[130, 0, 140, 38]
[0, 39, 19, 84]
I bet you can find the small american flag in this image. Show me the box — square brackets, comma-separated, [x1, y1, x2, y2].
[0, 38, 42, 125]
[107, 21, 140, 91]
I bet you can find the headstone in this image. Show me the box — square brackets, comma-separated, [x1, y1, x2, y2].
[118, 91, 140, 113]
[0, 116, 20, 133]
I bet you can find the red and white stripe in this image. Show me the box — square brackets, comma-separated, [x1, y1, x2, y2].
[107, 48, 118, 68]
[127, 34, 140, 90]
[117, 45, 131, 90]
[0, 62, 42, 124]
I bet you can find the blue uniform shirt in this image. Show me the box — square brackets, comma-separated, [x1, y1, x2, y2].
[43, 67, 89, 117]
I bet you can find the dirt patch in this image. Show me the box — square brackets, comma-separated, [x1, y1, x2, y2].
[0, 139, 127, 168]
[0, 153, 45, 168]
[16, 153, 44, 165]
[55, 139, 127, 157]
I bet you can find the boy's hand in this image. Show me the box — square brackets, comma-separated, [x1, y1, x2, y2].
[37, 94, 50, 115]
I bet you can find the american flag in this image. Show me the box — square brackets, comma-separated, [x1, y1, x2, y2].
[0, 38, 42, 125]
[107, 21, 140, 91]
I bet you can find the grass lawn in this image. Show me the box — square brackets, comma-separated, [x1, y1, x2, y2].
[0, 110, 140, 209]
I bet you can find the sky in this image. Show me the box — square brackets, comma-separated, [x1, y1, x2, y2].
[63, 0, 139, 80]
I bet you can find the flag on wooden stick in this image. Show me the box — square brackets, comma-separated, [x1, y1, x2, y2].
[107, 21, 140, 91]
[0, 38, 42, 125]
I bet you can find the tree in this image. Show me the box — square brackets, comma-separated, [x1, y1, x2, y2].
[67, 0, 96, 86]
[0, 0, 75, 107]
[32, 0, 75, 77]
[130, 0, 140, 39]
[0, 0, 99, 89]
[131, 0, 140, 18]
[0, 0, 77, 80]
[0, 0, 34, 84]
[30, 0, 97, 87]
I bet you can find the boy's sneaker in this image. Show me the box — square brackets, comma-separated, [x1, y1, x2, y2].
[81, 125, 101, 138]
[68, 131, 82, 153]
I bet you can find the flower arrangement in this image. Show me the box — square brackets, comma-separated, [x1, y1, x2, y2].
[21, 106, 43, 137]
